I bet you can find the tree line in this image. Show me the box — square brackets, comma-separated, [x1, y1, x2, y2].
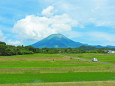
[0, 41, 114, 56]
[0, 42, 39, 56]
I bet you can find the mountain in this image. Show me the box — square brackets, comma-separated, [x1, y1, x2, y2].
[31, 34, 84, 48]
[106, 45, 115, 48]
[93, 45, 115, 48]
[92, 45, 104, 48]
[30, 34, 115, 48]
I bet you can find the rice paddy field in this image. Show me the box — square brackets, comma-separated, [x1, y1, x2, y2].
[66, 53, 115, 64]
[0, 53, 115, 86]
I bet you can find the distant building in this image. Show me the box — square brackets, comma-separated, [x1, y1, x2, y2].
[92, 58, 98, 62]
[108, 50, 115, 53]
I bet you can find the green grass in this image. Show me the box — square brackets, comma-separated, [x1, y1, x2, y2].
[0, 60, 109, 68]
[0, 53, 115, 85]
[66, 53, 115, 64]
[0, 72, 115, 84]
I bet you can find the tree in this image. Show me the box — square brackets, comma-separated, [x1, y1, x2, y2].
[0, 41, 6, 45]
[0, 44, 6, 55]
[25, 46, 40, 53]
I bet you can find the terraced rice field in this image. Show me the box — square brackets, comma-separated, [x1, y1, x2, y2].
[0, 53, 115, 86]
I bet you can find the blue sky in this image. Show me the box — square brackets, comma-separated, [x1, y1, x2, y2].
[0, 0, 115, 46]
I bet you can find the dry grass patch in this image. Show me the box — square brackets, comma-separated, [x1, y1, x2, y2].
[0, 57, 70, 61]
[0, 81, 115, 86]
[0, 66, 115, 74]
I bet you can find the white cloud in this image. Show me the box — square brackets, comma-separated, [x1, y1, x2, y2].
[12, 6, 78, 41]
[42, 6, 54, 17]
[6, 40, 23, 46]
[43, 0, 115, 28]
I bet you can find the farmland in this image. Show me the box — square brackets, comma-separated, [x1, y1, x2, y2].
[0, 53, 115, 86]
[66, 53, 115, 64]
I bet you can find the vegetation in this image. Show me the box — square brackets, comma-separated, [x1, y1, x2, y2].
[0, 53, 114, 85]
[0, 41, 40, 56]
[66, 53, 115, 64]
[0, 72, 115, 84]
[1, 41, 115, 56]
[0, 41, 115, 85]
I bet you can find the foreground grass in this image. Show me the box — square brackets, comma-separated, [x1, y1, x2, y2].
[0, 53, 115, 85]
[0, 72, 115, 84]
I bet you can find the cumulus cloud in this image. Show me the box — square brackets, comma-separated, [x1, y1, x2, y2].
[12, 6, 78, 41]
[42, 6, 54, 17]
[6, 40, 23, 46]
[43, 0, 115, 28]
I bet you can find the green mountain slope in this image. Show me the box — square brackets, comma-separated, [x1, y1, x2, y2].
[31, 34, 84, 48]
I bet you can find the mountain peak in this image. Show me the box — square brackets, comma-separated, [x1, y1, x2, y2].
[47, 34, 66, 40]
[31, 34, 83, 48]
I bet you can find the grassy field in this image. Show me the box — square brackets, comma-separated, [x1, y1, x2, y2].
[0, 53, 115, 86]
[0, 72, 115, 84]
[66, 53, 115, 64]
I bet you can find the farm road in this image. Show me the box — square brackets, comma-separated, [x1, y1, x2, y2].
[59, 54, 115, 66]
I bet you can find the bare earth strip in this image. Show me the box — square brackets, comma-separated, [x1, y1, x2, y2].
[0, 81, 115, 86]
